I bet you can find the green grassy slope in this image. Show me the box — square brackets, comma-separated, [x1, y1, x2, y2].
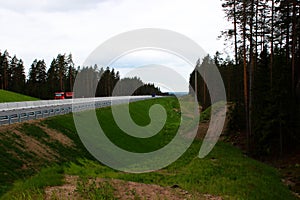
[0, 97, 296, 199]
[0, 119, 92, 196]
[0, 90, 38, 102]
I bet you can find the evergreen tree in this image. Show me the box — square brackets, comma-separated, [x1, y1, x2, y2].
[0, 50, 10, 90]
[66, 53, 76, 92]
[47, 58, 60, 98]
[27, 59, 47, 98]
[214, 0, 300, 155]
[56, 54, 67, 91]
[10, 58, 26, 93]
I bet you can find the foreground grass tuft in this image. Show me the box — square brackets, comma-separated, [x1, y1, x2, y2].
[1, 166, 64, 200]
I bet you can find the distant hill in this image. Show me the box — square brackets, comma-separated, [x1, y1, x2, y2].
[0, 90, 39, 103]
[168, 92, 189, 97]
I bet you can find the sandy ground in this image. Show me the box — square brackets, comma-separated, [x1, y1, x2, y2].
[45, 175, 223, 200]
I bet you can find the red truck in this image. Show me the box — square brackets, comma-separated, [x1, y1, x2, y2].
[54, 92, 74, 99]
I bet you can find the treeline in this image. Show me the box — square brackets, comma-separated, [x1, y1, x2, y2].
[190, 0, 300, 156]
[28, 54, 77, 99]
[74, 67, 162, 98]
[0, 50, 162, 99]
[114, 77, 161, 96]
[0, 51, 26, 94]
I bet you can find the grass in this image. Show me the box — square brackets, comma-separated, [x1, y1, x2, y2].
[0, 122, 92, 196]
[0, 90, 38, 103]
[76, 177, 116, 200]
[95, 98, 180, 153]
[200, 101, 226, 122]
[1, 166, 64, 200]
[0, 97, 297, 199]
[62, 142, 295, 200]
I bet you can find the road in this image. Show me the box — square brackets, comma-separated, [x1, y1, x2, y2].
[0, 96, 155, 125]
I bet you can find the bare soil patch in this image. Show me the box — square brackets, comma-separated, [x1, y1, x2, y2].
[13, 129, 59, 161]
[45, 175, 80, 200]
[0, 121, 75, 170]
[44, 175, 223, 200]
[37, 124, 74, 147]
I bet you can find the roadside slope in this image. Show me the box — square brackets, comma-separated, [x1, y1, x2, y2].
[0, 90, 39, 103]
[0, 97, 297, 199]
[0, 118, 92, 196]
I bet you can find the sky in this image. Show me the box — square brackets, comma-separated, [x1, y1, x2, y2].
[0, 0, 230, 92]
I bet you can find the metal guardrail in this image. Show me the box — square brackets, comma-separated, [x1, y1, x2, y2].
[0, 96, 154, 126]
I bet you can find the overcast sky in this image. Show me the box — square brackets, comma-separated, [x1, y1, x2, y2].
[0, 0, 230, 92]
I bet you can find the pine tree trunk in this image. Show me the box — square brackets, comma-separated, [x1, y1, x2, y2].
[255, 0, 259, 56]
[60, 75, 63, 91]
[233, 0, 238, 65]
[270, 0, 274, 87]
[291, 0, 297, 94]
[69, 67, 73, 91]
[249, 0, 255, 139]
[228, 69, 231, 100]
[243, 0, 250, 153]
[286, 2, 290, 66]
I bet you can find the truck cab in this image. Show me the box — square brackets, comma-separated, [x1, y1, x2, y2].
[54, 92, 65, 99]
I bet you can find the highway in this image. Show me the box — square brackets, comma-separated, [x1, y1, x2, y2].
[0, 96, 155, 126]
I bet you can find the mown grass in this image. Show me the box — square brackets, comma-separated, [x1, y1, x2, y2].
[96, 98, 180, 153]
[0, 90, 38, 102]
[0, 97, 297, 199]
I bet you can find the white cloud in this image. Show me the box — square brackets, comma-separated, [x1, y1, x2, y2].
[117, 64, 190, 93]
[0, 0, 109, 12]
[0, 0, 230, 90]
